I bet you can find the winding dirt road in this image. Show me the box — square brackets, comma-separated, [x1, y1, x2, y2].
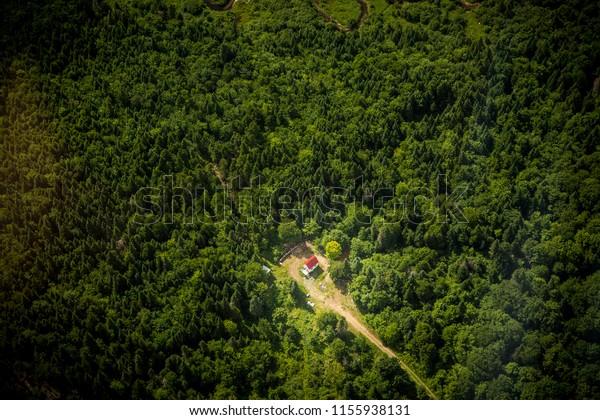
[311, 0, 369, 32]
[282, 241, 438, 400]
[202, 0, 237, 11]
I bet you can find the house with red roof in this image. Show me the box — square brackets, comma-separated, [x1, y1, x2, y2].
[301, 255, 319, 276]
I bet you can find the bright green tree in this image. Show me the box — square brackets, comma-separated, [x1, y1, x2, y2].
[325, 240, 342, 260]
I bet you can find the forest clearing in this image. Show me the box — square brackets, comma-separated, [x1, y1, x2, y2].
[280, 241, 438, 399]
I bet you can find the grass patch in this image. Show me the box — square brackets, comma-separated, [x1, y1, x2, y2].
[370, 0, 395, 16]
[315, 0, 362, 28]
[464, 10, 485, 40]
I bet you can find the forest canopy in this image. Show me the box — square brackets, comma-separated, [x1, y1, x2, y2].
[1, 0, 599, 399]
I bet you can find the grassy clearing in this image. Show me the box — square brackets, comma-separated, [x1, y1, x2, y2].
[464, 10, 485, 40]
[316, 0, 362, 28]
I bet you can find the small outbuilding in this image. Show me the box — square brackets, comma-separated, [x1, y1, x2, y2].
[301, 255, 319, 276]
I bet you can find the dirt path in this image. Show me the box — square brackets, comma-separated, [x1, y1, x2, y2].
[210, 163, 227, 188]
[311, 0, 369, 32]
[282, 241, 438, 400]
[458, 0, 480, 11]
[202, 0, 237, 11]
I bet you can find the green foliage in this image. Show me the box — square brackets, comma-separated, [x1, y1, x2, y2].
[1, 0, 599, 400]
[325, 241, 343, 260]
[321, 230, 350, 251]
[329, 259, 351, 283]
[278, 221, 302, 246]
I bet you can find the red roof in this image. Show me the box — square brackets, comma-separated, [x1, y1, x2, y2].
[304, 256, 319, 269]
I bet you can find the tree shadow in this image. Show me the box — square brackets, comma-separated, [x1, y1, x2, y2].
[289, 242, 313, 260]
[333, 276, 349, 295]
[307, 265, 325, 280]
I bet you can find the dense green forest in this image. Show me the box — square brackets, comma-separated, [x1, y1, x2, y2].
[1, 0, 599, 399]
